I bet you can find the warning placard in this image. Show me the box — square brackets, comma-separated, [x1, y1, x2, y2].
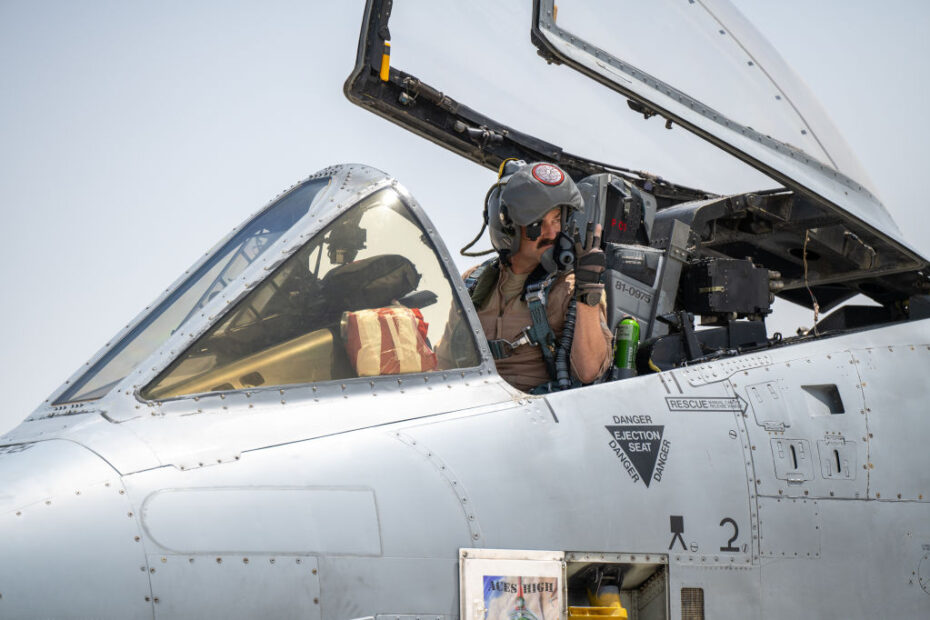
[606, 419, 670, 487]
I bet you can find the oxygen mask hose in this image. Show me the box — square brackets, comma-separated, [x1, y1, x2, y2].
[556, 299, 577, 389]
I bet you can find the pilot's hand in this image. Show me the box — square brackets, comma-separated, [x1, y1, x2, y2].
[573, 223, 606, 305]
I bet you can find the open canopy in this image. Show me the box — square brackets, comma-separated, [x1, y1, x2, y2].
[345, 0, 928, 316]
[530, 0, 908, 252]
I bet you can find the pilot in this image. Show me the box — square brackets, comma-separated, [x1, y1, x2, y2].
[462, 161, 613, 392]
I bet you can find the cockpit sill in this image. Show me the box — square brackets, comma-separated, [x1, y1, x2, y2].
[26, 297, 927, 426]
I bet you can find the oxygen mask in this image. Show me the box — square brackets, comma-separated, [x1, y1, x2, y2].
[539, 207, 586, 274]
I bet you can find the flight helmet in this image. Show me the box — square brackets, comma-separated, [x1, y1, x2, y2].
[486, 160, 583, 265]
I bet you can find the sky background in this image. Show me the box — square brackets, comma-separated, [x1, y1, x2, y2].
[1, 0, 928, 434]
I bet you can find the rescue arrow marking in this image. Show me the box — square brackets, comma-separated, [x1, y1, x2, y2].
[665, 394, 748, 413]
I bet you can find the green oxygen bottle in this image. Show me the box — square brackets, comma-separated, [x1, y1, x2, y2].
[614, 316, 640, 379]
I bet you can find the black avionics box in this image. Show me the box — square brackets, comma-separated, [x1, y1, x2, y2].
[681, 258, 770, 317]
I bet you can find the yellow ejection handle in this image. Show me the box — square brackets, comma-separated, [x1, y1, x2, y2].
[379, 41, 391, 82]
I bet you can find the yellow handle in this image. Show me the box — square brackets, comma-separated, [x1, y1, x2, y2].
[379, 41, 391, 82]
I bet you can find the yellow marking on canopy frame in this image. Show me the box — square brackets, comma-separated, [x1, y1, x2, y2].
[379, 41, 391, 82]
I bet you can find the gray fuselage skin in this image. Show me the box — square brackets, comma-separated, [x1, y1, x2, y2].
[1, 166, 928, 619]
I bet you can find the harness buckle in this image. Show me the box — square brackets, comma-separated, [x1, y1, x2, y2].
[524, 281, 548, 306]
[487, 327, 537, 359]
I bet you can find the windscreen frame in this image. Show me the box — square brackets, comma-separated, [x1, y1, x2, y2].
[138, 185, 485, 403]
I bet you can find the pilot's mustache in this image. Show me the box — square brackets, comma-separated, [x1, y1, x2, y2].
[537, 238, 556, 248]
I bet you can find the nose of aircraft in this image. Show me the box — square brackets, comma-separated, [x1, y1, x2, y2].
[0, 439, 153, 618]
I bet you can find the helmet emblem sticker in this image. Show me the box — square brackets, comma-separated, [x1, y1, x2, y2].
[532, 163, 564, 186]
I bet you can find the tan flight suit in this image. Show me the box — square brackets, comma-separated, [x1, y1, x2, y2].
[466, 265, 613, 392]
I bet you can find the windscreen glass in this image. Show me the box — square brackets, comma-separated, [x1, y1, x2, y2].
[142, 188, 480, 400]
[55, 177, 329, 404]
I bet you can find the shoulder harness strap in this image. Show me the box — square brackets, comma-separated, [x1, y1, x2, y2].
[466, 257, 500, 310]
[523, 267, 559, 378]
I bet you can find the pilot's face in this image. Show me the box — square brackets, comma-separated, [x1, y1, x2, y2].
[516, 207, 561, 264]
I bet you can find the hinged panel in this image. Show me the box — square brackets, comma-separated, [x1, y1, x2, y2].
[747, 380, 792, 428]
[817, 438, 858, 480]
[150, 554, 320, 619]
[459, 549, 563, 620]
[771, 439, 814, 482]
[758, 498, 821, 559]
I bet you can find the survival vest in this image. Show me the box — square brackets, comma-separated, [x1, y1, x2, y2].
[465, 257, 562, 380]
